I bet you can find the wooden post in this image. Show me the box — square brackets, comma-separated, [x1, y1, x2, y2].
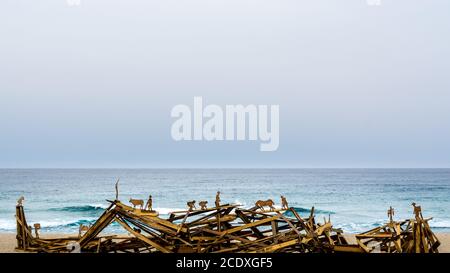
[271, 221, 278, 243]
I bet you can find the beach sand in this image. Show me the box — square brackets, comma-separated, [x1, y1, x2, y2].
[0, 233, 82, 253]
[343, 233, 450, 253]
[1, 232, 449, 253]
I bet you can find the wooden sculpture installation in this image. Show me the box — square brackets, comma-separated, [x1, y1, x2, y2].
[129, 199, 144, 209]
[255, 199, 276, 212]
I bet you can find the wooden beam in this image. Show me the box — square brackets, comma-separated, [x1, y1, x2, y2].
[115, 217, 172, 253]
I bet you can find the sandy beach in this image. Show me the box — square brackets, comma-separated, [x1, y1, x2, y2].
[1, 232, 450, 253]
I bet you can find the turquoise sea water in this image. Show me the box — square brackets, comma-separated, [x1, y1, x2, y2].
[0, 169, 449, 233]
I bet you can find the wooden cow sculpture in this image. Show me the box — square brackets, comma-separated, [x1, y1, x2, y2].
[129, 198, 144, 209]
[255, 199, 275, 212]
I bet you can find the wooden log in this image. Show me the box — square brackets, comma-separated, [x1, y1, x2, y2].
[115, 217, 172, 253]
[235, 209, 265, 238]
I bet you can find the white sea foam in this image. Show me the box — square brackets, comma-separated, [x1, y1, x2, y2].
[429, 219, 450, 228]
[153, 207, 185, 215]
[0, 219, 16, 230]
[36, 219, 89, 228]
[335, 220, 386, 233]
[87, 203, 109, 209]
[22, 217, 98, 229]
[233, 200, 246, 207]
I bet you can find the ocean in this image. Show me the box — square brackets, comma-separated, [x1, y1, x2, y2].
[0, 168, 449, 234]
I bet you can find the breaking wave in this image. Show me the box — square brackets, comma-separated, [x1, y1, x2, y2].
[48, 204, 108, 213]
[0, 219, 15, 230]
[0, 217, 99, 231]
[284, 207, 335, 217]
[37, 219, 97, 229]
[47, 205, 186, 216]
[428, 219, 450, 229]
[154, 207, 187, 215]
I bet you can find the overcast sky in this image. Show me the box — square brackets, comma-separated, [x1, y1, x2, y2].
[1, 0, 450, 168]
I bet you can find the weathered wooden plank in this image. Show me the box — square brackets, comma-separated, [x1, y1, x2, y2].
[115, 217, 172, 253]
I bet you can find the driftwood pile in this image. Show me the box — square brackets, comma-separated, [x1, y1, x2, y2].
[15, 196, 440, 253]
[355, 204, 440, 253]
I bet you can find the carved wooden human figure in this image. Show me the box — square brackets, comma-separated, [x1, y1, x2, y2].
[281, 195, 289, 210]
[33, 223, 41, 239]
[199, 201, 208, 210]
[145, 195, 153, 211]
[17, 196, 25, 206]
[129, 199, 144, 209]
[187, 200, 196, 211]
[388, 206, 395, 223]
[412, 202, 423, 219]
[115, 178, 120, 200]
[78, 224, 90, 238]
[215, 191, 221, 207]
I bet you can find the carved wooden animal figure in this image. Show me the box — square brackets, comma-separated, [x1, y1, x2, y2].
[255, 199, 275, 211]
[78, 224, 90, 238]
[17, 196, 25, 206]
[187, 200, 196, 211]
[129, 198, 144, 209]
[199, 201, 208, 210]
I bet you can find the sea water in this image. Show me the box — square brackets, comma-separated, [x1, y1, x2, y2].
[0, 168, 449, 234]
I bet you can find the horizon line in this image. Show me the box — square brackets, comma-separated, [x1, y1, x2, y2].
[1, 167, 449, 169]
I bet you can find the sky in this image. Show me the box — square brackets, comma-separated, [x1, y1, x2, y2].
[1, 0, 450, 168]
